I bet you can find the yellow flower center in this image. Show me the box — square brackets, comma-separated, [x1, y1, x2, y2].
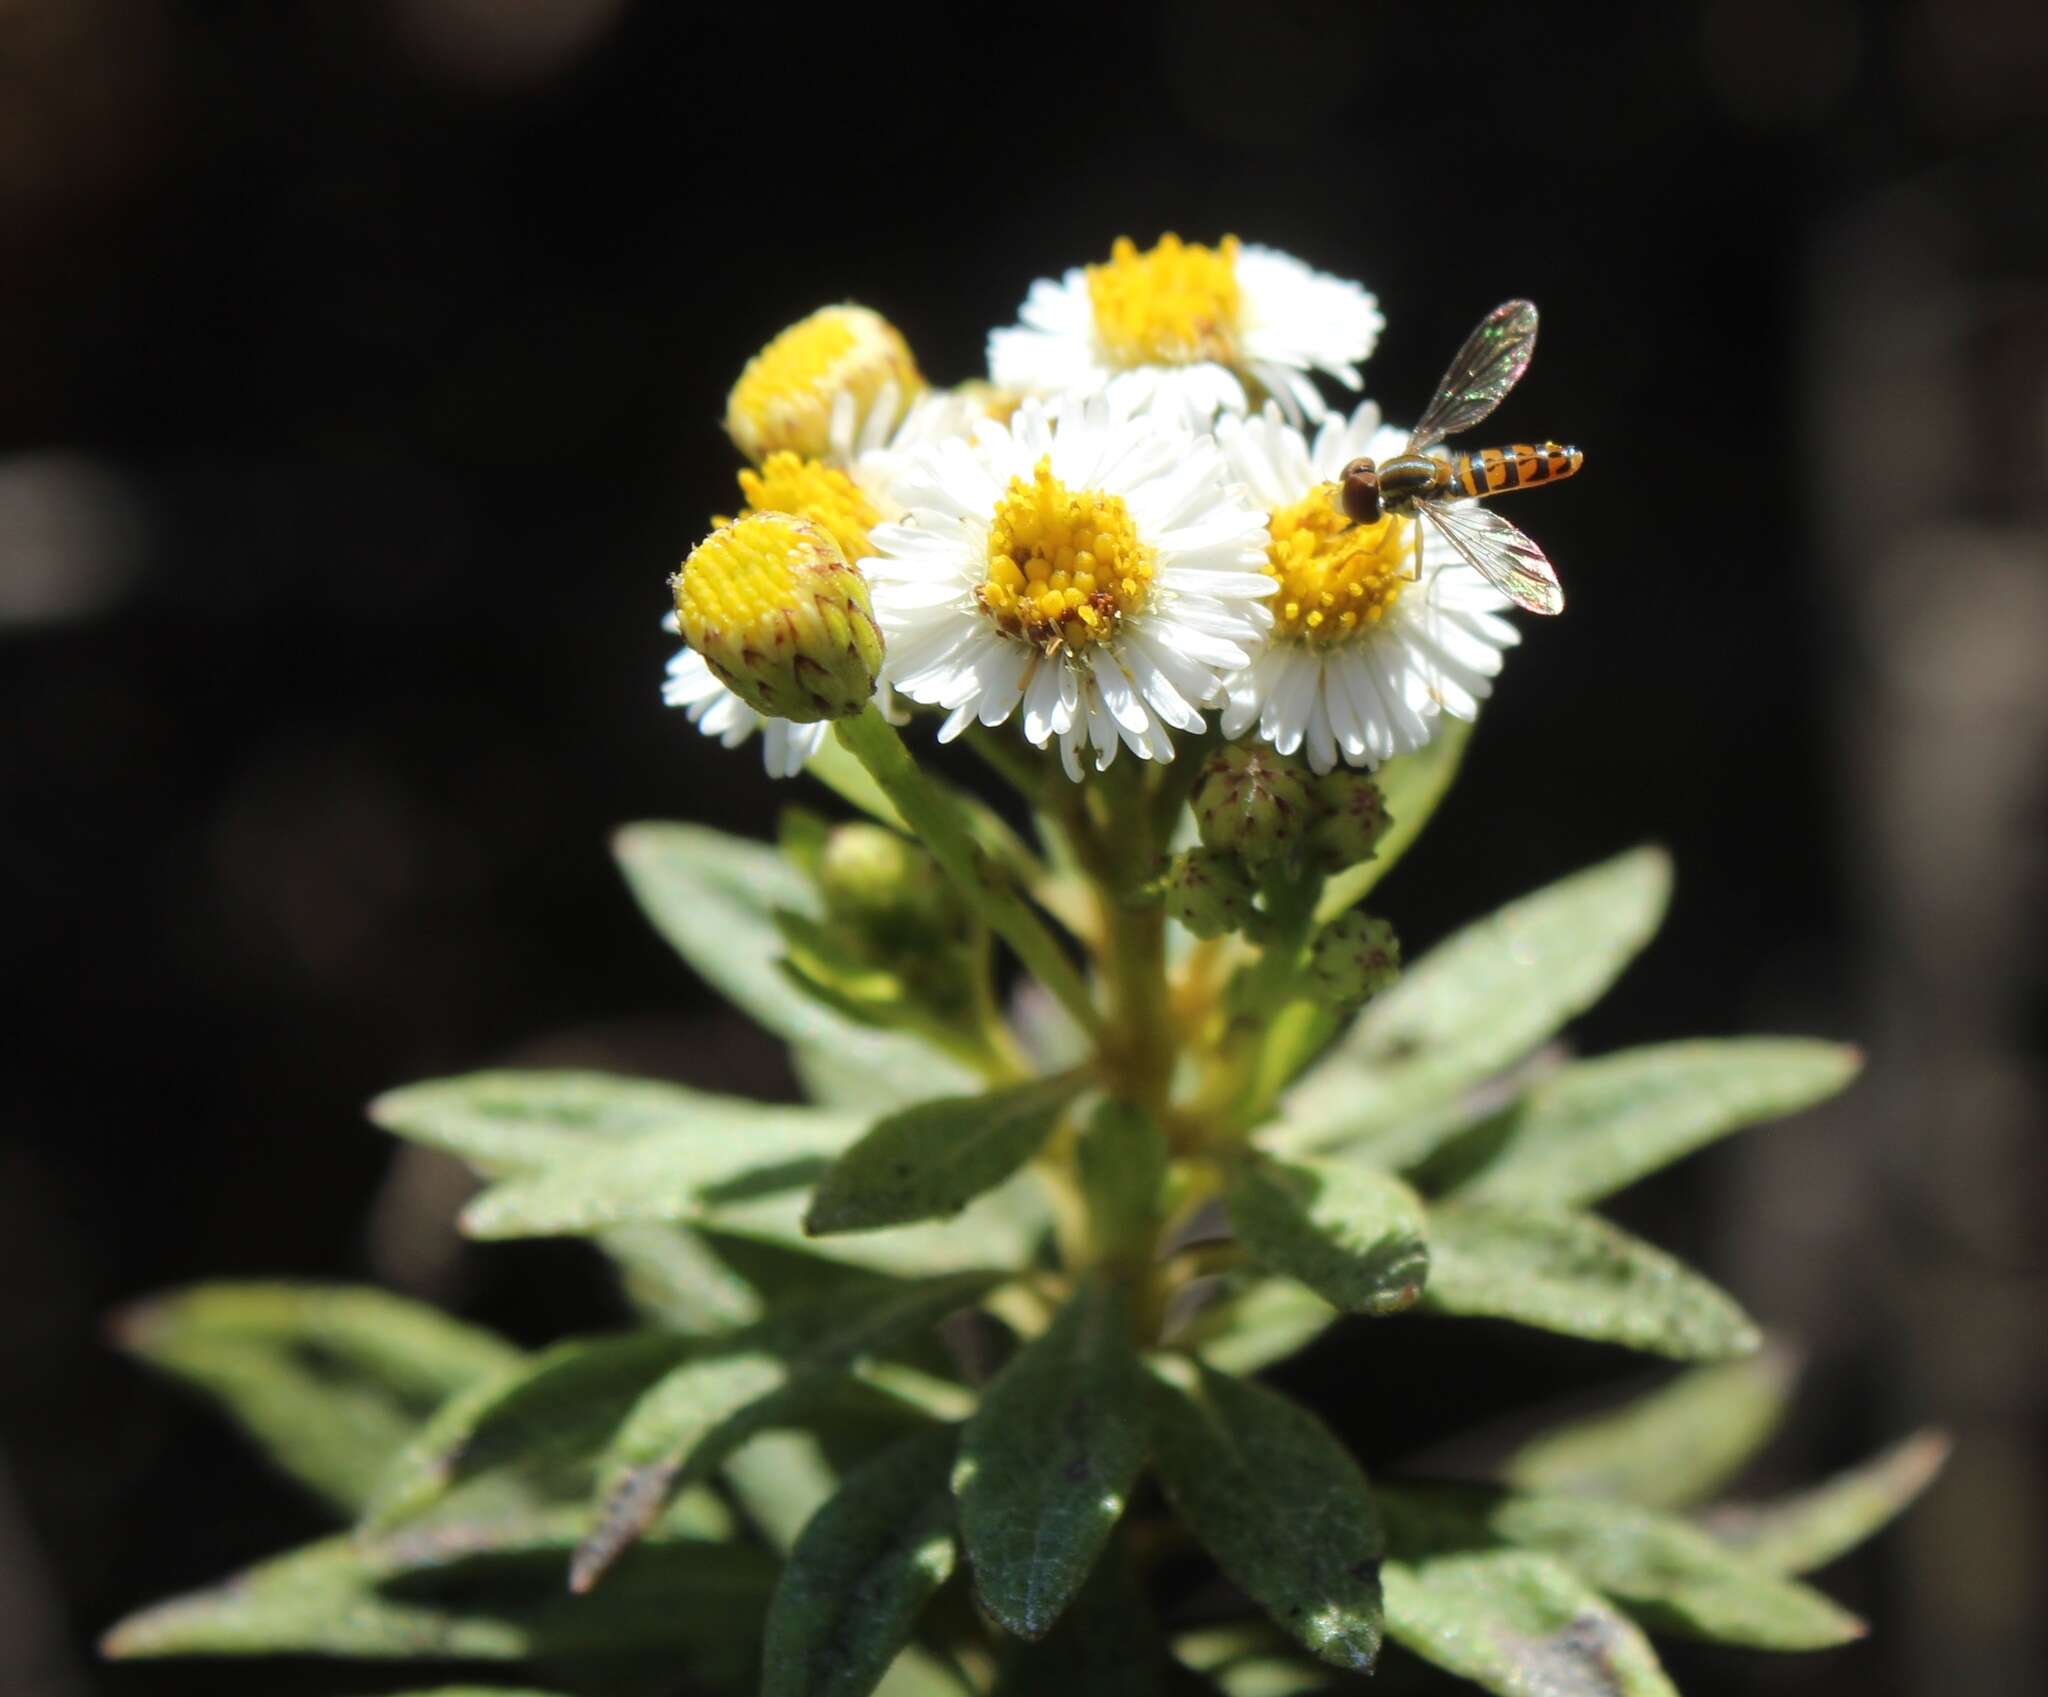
[978, 458, 1154, 653]
[1085, 234, 1243, 369]
[723, 304, 923, 463]
[725, 452, 882, 565]
[1265, 484, 1415, 646]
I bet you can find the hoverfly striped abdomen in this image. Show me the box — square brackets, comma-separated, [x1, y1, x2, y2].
[1450, 441, 1583, 499]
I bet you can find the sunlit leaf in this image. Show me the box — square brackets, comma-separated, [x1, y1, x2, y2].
[1228, 1156, 1429, 1317]
[1385, 1548, 1678, 1696]
[1700, 1430, 1951, 1575]
[1440, 1040, 1862, 1208]
[1147, 1362, 1384, 1673]
[761, 1427, 960, 1697]
[956, 1276, 1148, 1638]
[1179, 1277, 1342, 1376]
[1423, 1204, 1761, 1361]
[1316, 715, 1474, 921]
[116, 1283, 521, 1517]
[805, 1077, 1082, 1235]
[1279, 848, 1672, 1163]
[1502, 1348, 1801, 1509]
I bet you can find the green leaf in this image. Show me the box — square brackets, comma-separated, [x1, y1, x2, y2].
[992, 1539, 1167, 1697]
[613, 823, 978, 1104]
[1146, 1362, 1384, 1673]
[1423, 1204, 1761, 1361]
[1179, 1277, 1341, 1376]
[361, 1332, 697, 1533]
[956, 1276, 1149, 1638]
[116, 1283, 521, 1516]
[575, 1273, 1000, 1589]
[1442, 1040, 1863, 1208]
[1279, 848, 1673, 1163]
[805, 1076, 1081, 1235]
[1316, 715, 1474, 921]
[101, 1511, 773, 1665]
[1501, 1348, 1801, 1510]
[1378, 1484, 1864, 1651]
[458, 1102, 863, 1239]
[1700, 1429, 1951, 1574]
[1075, 1099, 1169, 1261]
[761, 1427, 960, 1697]
[1228, 1156, 1429, 1318]
[1383, 1549, 1678, 1697]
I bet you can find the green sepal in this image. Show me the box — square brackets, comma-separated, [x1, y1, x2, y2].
[1228, 1155, 1429, 1317]
[761, 1426, 961, 1697]
[805, 1076, 1083, 1236]
[1145, 1360, 1384, 1673]
[956, 1276, 1149, 1639]
[1423, 1203, 1761, 1361]
[115, 1283, 521, 1517]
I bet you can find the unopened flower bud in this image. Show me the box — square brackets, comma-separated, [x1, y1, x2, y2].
[1163, 847, 1258, 940]
[1192, 743, 1317, 867]
[672, 513, 883, 723]
[818, 824, 961, 947]
[724, 304, 924, 464]
[1310, 770, 1392, 870]
[1310, 911, 1401, 1008]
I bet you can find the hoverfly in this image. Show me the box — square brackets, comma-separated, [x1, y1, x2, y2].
[1337, 299, 1579, 615]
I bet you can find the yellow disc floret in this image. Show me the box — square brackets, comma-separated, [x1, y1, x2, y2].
[723, 304, 924, 463]
[1265, 485, 1415, 646]
[978, 458, 1154, 654]
[1086, 234, 1244, 369]
[673, 512, 882, 722]
[724, 452, 883, 566]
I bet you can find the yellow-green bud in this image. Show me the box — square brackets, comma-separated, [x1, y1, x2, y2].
[723, 304, 924, 463]
[672, 512, 882, 723]
[1192, 743, 1317, 867]
[1163, 847, 1258, 940]
[1310, 769, 1392, 870]
[1310, 911, 1401, 1008]
[818, 824, 961, 947]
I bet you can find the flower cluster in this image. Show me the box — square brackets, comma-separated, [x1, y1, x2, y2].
[665, 237, 1525, 780]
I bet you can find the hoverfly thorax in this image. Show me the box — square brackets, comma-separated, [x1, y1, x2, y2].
[1337, 457, 1382, 525]
[1376, 453, 1447, 512]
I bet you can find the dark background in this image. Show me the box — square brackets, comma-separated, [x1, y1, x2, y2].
[3, 2, 2044, 1694]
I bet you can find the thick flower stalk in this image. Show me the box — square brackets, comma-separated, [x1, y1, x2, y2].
[106, 238, 1939, 1697]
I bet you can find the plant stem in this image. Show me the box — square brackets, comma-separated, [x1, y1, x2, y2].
[835, 706, 1099, 1034]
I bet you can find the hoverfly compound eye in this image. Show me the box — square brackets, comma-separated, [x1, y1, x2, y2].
[1338, 458, 1382, 525]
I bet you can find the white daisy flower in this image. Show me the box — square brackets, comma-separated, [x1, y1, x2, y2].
[661, 396, 955, 777]
[1214, 401, 1523, 775]
[863, 392, 1273, 781]
[988, 234, 1383, 424]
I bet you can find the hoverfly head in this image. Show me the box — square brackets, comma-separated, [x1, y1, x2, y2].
[1337, 457, 1382, 526]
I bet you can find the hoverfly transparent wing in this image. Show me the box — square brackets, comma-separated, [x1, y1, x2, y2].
[1419, 497, 1565, 615]
[1407, 300, 1540, 452]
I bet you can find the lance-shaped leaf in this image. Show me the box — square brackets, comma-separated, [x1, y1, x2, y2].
[1317, 715, 1474, 921]
[613, 823, 979, 1106]
[1383, 1548, 1678, 1697]
[992, 1537, 1167, 1697]
[115, 1283, 521, 1516]
[102, 1508, 774, 1664]
[1442, 1040, 1863, 1208]
[1700, 1430, 1951, 1575]
[1146, 1362, 1385, 1673]
[459, 1102, 862, 1241]
[1378, 1484, 1864, 1651]
[1228, 1156, 1429, 1317]
[573, 1272, 1000, 1590]
[1423, 1205, 1760, 1362]
[955, 1277, 1149, 1638]
[761, 1426, 960, 1697]
[1279, 849, 1672, 1162]
[805, 1076, 1082, 1236]
[362, 1332, 699, 1533]
[1178, 1276, 1342, 1376]
[1502, 1348, 1801, 1510]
